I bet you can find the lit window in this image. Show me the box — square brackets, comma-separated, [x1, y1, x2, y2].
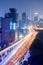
[10, 22, 13, 30]
[13, 23, 16, 30]
[10, 21, 16, 30]
[0, 21, 1, 28]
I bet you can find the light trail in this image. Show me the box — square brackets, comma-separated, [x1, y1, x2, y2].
[0, 36, 25, 55]
[35, 28, 43, 30]
[0, 32, 33, 65]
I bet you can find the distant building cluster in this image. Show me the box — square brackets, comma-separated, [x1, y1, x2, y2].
[33, 12, 43, 28]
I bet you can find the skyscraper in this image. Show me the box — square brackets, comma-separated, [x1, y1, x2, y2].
[34, 12, 38, 22]
[0, 8, 19, 50]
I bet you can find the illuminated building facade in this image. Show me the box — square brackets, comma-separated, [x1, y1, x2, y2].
[18, 12, 29, 37]
[34, 12, 38, 22]
[0, 8, 18, 49]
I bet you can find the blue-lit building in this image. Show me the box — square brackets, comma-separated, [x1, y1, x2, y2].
[18, 12, 29, 37]
[0, 8, 18, 49]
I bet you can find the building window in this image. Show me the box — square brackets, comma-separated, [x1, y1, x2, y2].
[0, 21, 1, 28]
[13, 23, 16, 30]
[10, 22, 13, 30]
[10, 21, 16, 30]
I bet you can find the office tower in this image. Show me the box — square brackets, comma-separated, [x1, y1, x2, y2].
[34, 12, 38, 22]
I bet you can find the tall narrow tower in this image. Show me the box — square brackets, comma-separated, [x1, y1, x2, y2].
[34, 12, 38, 22]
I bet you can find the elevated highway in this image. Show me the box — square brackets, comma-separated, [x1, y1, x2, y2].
[0, 29, 38, 65]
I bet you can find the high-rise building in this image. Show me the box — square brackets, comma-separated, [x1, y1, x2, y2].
[22, 12, 27, 27]
[5, 8, 18, 20]
[0, 8, 19, 50]
[19, 12, 28, 35]
[34, 12, 38, 22]
[22, 12, 26, 21]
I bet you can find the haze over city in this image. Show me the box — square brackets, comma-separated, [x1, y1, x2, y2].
[0, 0, 43, 19]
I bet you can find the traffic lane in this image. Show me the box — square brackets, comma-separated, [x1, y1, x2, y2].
[0, 32, 33, 65]
[6, 32, 38, 65]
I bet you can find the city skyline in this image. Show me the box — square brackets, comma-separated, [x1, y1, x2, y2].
[0, 0, 43, 19]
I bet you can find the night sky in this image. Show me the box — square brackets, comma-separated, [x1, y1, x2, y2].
[0, 0, 43, 19]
